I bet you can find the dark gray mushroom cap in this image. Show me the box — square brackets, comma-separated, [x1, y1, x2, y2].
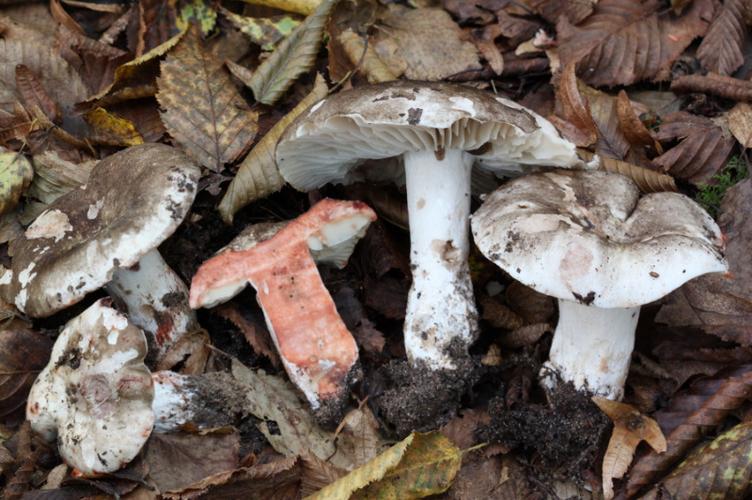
[471, 170, 728, 308]
[276, 81, 583, 190]
[0, 144, 200, 317]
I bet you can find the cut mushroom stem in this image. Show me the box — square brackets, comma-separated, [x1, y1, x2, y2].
[403, 149, 476, 370]
[190, 199, 376, 426]
[542, 301, 639, 400]
[105, 249, 197, 358]
[152, 371, 242, 432]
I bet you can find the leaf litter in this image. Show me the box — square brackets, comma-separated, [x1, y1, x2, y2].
[0, 0, 751, 498]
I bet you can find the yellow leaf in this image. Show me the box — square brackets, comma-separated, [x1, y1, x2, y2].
[239, 0, 322, 16]
[157, 25, 258, 172]
[593, 397, 667, 500]
[245, 0, 336, 105]
[308, 432, 461, 500]
[84, 108, 144, 147]
[220, 7, 300, 51]
[0, 151, 32, 216]
[218, 73, 327, 223]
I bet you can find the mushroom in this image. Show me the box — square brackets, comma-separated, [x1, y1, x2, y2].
[276, 81, 584, 373]
[189, 198, 376, 425]
[27, 299, 245, 475]
[471, 170, 728, 399]
[0, 144, 200, 359]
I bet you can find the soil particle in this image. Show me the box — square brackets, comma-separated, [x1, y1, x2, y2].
[368, 347, 480, 437]
[480, 381, 609, 477]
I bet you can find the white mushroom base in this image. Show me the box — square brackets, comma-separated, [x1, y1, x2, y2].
[106, 249, 196, 358]
[403, 149, 478, 371]
[542, 300, 639, 400]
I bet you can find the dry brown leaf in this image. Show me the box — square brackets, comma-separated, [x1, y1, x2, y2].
[616, 90, 662, 157]
[502, 323, 552, 349]
[671, 72, 752, 101]
[728, 102, 752, 148]
[652, 111, 734, 186]
[157, 25, 258, 172]
[525, 0, 596, 24]
[440, 409, 491, 450]
[84, 107, 144, 147]
[558, 0, 714, 86]
[14, 65, 60, 124]
[215, 304, 281, 367]
[554, 63, 597, 147]
[300, 454, 346, 497]
[129, 0, 179, 57]
[593, 397, 666, 499]
[480, 295, 525, 330]
[495, 11, 542, 48]
[580, 84, 631, 160]
[373, 5, 481, 81]
[625, 364, 752, 496]
[697, 0, 748, 76]
[505, 281, 555, 324]
[599, 156, 678, 193]
[218, 74, 327, 222]
[50, 0, 84, 35]
[0, 319, 52, 420]
[0, 39, 88, 115]
[338, 28, 400, 83]
[145, 430, 240, 494]
[656, 179, 752, 346]
[473, 28, 504, 76]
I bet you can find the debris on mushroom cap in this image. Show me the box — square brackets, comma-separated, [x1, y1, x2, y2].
[471, 170, 728, 308]
[276, 80, 584, 191]
[189, 199, 376, 425]
[26, 299, 154, 476]
[0, 144, 200, 317]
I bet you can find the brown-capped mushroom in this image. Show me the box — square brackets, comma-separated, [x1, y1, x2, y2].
[0, 144, 200, 360]
[189, 198, 376, 426]
[471, 170, 727, 399]
[276, 81, 586, 374]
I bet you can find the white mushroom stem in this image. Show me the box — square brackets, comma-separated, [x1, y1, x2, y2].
[403, 149, 477, 371]
[105, 249, 196, 358]
[152, 371, 241, 432]
[542, 300, 640, 400]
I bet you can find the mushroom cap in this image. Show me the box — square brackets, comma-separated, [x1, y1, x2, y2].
[471, 170, 728, 308]
[276, 81, 582, 191]
[26, 299, 154, 475]
[190, 198, 376, 309]
[1, 144, 200, 317]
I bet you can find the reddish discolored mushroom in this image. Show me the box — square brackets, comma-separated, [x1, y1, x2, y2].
[190, 198, 376, 425]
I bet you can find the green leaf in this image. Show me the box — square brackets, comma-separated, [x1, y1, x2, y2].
[0, 151, 32, 216]
[645, 420, 752, 499]
[220, 7, 300, 51]
[218, 73, 328, 223]
[308, 432, 461, 500]
[245, 0, 337, 105]
[177, 0, 217, 36]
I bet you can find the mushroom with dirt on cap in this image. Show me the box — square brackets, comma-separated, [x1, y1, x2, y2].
[27, 299, 248, 476]
[275, 81, 586, 377]
[189, 198, 376, 426]
[0, 144, 200, 361]
[471, 170, 728, 400]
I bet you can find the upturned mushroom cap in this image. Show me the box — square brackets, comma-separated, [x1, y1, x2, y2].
[471, 170, 728, 308]
[0, 144, 200, 317]
[276, 81, 583, 190]
[26, 299, 154, 475]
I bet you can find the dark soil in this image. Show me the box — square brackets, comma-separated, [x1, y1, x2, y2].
[368, 351, 480, 438]
[480, 381, 610, 477]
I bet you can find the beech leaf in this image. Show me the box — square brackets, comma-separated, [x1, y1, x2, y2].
[239, 0, 322, 16]
[218, 73, 327, 222]
[338, 29, 401, 83]
[652, 112, 734, 186]
[592, 397, 666, 499]
[615, 90, 662, 156]
[14, 64, 60, 123]
[0, 151, 32, 216]
[27, 151, 94, 206]
[644, 420, 752, 499]
[598, 156, 678, 194]
[308, 432, 461, 500]
[696, 0, 747, 76]
[245, 0, 336, 105]
[157, 25, 258, 172]
[727, 102, 752, 148]
[558, 0, 714, 86]
[0, 319, 52, 419]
